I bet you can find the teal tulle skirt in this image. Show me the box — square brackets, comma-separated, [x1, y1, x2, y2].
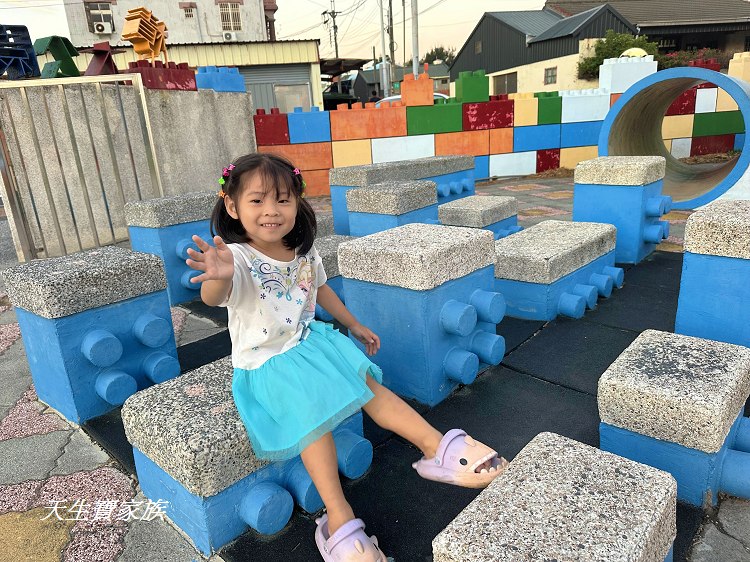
[232, 321, 383, 461]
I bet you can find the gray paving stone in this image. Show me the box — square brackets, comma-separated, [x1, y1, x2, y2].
[439, 195, 517, 227]
[0, 305, 17, 325]
[124, 191, 216, 228]
[717, 498, 750, 550]
[690, 523, 750, 562]
[684, 200, 750, 260]
[0, 342, 33, 419]
[176, 314, 226, 347]
[330, 155, 473, 187]
[49, 429, 110, 476]
[0, 430, 72, 484]
[346, 180, 437, 215]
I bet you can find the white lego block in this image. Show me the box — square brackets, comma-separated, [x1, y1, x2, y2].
[489, 151, 537, 177]
[670, 137, 692, 159]
[561, 89, 612, 123]
[598, 56, 658, 94]
[695, 88, 719, 113]
[371, 134, 435, 163]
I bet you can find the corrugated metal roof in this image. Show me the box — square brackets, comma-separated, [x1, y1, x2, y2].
[488, 10, 563, 36]
[529, 5, 607, 42]
[545, 0, 750, 26]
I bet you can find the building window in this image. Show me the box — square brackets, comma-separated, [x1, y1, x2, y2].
[220, 3, 242, 31]
[745, 36, 750, 51]
[474, 40, 482, 54]
[85, 2, 114, 34]
[493, 72, 517, 95]
[183, 7, 194, 17]
[544, 67, 557, 85]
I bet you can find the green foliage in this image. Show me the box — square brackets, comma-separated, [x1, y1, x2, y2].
[420, 45, 456, 67]
[577, 30, 659, 80]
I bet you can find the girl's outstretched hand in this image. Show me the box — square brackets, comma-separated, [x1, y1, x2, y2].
[185, 235, 234, 283]
[349, 323, 380, 356]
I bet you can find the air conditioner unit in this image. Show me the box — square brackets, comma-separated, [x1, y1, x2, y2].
[93, 21, 113, 34]
[223, 31, 237, 41]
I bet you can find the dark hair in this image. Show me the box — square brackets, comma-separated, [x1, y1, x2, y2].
[210, 153, 317, 254]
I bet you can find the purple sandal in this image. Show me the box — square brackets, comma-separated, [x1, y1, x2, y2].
[314, 513, 388, 562]
[412, 428, 508, 489]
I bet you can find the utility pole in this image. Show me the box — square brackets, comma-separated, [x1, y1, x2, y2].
[322, 1, 340, 58]
[373, 45, 380, 96]
[402, 0, 407, 69]
[388, 0, 396, 85]
[411, 0, 419, 75]
[379, 0, 390, 96]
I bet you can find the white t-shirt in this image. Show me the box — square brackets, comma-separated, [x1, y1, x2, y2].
[220, 243, 327, 370]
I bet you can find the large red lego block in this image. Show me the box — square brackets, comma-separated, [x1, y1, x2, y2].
[257, 142, 333, 171]
[124, 60, 196, 90]
[254, 108, 290, 146]
[330, 102, 407, 141]
[536, 149, 561, 173]
[434, 130, 489, 156]
[665, 89, 697, 116]
[462, 99, 514, 130]
[401, 70, 434, 106]
[690, 134, 735, 156]
[689, 58, 722, 72]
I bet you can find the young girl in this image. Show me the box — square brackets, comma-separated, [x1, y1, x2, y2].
[186, 153, 507, 562]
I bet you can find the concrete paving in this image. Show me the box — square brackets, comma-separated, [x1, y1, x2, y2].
[0, 177, 746, 561]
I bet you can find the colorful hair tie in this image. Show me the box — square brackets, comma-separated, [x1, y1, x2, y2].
[217, 189, 226, 198]
[293, 167, 301, 175]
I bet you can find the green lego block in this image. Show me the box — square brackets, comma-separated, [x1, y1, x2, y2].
[693, 111, 745, 137]
[455, 70, 489, 103]
[406, 100, 463, 135]
[534, 91, 559, 98]
[537, 96, 563, 125]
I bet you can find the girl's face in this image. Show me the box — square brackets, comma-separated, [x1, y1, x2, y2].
[224, 171, 298, 252]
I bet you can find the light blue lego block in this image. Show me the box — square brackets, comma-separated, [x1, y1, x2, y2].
[487, 215, 522, 240]
[195, 65, 246, 93]
[561, 121, 603, 148]
[288, 106, 331, 144]
[343, 267, 505, 406]
[134, 413, 369, 555]
[15, 292, 178, 423]
[573, 179, 671, 264]
[494, 251, 623, 321]
[315, 275, 343, 322]
[513, 124, 562, 152]
[474, 155, 489, 179]
[600, 411, 750, 507]
[349, 204, 439, 236]
[675, 252, 750, 347]
[735, 133, 745, 151]
[129, 221, 211, 306]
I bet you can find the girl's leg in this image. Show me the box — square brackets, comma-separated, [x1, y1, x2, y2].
[363, 375, 443, 459]
[300, 431, 354, 536]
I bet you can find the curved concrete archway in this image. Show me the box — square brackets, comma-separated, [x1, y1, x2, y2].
[598, 68, 750, 209]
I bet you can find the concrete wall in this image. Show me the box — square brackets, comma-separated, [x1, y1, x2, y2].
[0, 83, 256, 260]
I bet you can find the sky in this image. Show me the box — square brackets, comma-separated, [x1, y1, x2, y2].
[0, 0, 546, 61]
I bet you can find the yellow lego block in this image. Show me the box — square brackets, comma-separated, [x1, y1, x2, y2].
[661, 115, 694, 139]
[664, 139, 672, 152]
[514, 97, 538, 127]
[716, 89, 739, 112]
[728, 52, 750, 82]
[560, 146, 598, 169]
[332, 139, 372, 168]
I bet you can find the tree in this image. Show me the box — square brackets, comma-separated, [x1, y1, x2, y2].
[577, 30, 659, 80]
[420, 46, 456, 67]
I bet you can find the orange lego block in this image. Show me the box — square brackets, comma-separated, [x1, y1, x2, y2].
[332, 139, 372, 167]
[560, 146, 598, 169]
[330, 104, 407, 141]
[489, 128, 513, 154]
[610, 93, 622, 107]
[435, 130, 489, 157]
[302, 169, 330, 197]
[257, 142, 333, 171]
[401, 71, 434, 106]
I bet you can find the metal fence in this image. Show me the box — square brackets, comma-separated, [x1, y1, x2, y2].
[0, 74, 163, 261]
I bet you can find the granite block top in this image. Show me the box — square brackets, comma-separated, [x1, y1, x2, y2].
[439, 195, 517, 227]
[338, 223, 494, 291]
[598, 330, 750, 453]
[433, 432, 676, 562]
[346, 181, 437, 215]
[315, 235, 356, 278]
[494, 220, 616, 284]
[574, 156, 666, 186]
[0, 246, 167, 319]
[121, 356, 268, 497]
[683, 200, 750, 260]
[124, 191, 216, 228]
[316, 212, 334, 239]
[329, 156, 474, 187]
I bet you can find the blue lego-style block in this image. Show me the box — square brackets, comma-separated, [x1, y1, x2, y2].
[331, 168, 475, 235]
[343, 267, 505, 406]
[15, 292, 179, 424]
[129, 221, 211, 306]
[601, 412, 750, 507]
[495, 252, 623, 321]
[134, 413, 370, 555]
[487, 216, 523, 240]
[288, 106, 331, 144]
[573, 179, 672, 264]
[474, 155, 489, 180]
[349, 204, 439, 237]
[561, 121, 603, 148]
[675, 252, 750, 347]
[195, 66, 246, 93]
[735, 133, 745, 151]
[513, 124, 562, 152]
[315, 275, 343, 322]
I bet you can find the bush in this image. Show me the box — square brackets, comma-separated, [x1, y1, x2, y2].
[658, 48, 733, 70]
[577, 30, 659, 80]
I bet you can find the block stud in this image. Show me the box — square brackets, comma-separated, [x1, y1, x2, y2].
[733, 417, 750, 453]
[181, 270, 201, 289]
[644, 224, 664, 244]
[239, 482, 294, 535]
[573, 284, 598, 309]
[334, 428, 373, 479]
[143, 352, 180, 383]
[437, 183, 451, 198]
[81, 329, 123, 367]
[175, 237, 198, 260]
[645, 197, 666, 217]
[133, 313, 172, 348]
[602, 266, 625, 288]
[469, 289, 506, 324]
[719, 448, 750, 500]
[95, 370, 138, 405]
[558, 292, 586, 319]
[284, 458, 323, 513]
[440, 300, 477, 337]
[444, 347, 479, 385]
[589, 273, 614, 297]
[449, 182, 462, 195]
[469, 330, 505, 364]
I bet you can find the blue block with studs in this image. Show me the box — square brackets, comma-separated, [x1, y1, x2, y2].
[195, 66, 246, 93]
[288, 106, 331, 144]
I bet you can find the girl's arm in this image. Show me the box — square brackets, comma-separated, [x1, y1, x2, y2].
[186, 235, 235, 306]
[317, 284, 380, 355]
